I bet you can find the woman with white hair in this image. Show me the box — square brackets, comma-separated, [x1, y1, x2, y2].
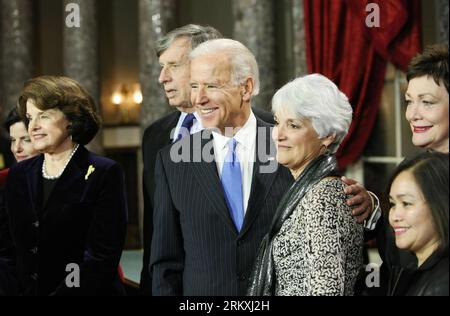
[248, 74, 363, 296]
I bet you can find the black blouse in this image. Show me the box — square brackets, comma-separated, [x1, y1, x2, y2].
[42, 177, 58, 210]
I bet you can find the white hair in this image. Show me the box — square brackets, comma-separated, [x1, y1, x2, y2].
[272, 74, 353, 153]
[189, 38, 260, 96]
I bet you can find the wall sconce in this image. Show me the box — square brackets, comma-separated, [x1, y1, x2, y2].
[111, 83, 142, 124]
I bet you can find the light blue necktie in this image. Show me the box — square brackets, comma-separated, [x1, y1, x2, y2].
[221, 138, 244, 232]
[176, 113, 196, 141]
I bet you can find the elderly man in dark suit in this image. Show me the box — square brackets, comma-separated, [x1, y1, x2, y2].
[150, 39, 293, 296]
[140, 24, 274, 294]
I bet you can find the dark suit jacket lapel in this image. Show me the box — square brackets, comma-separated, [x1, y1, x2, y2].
[240, 118, 279, 236]
[190, 131, 237, 234]
[156, 111, 181, 144]
[163, 111, 181, 145]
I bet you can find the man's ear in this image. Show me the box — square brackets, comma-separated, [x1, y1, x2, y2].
[241, 77, 254, 102]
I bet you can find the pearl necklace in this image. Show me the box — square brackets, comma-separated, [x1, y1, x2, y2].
[42, 144, 80, 180]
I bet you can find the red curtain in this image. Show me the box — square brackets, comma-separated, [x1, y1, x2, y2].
[304, 0, 422, 169]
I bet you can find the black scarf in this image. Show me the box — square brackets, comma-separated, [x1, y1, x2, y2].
[247, 153, 340, 296]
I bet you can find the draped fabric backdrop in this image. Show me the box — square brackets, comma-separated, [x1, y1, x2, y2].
[304, 0, 422, 169]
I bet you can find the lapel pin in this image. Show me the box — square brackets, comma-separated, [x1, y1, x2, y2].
[268, 157, 275, 161]
[85, 165, 95, 180]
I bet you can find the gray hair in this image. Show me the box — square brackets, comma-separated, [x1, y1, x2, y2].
[189, 39, 260, 96]
[155, 24, 223, 57]
[272, 74, 353, 153]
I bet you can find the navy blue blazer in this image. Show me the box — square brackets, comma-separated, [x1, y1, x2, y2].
[1, 146, 128, 296]
[150, 117, 293, 296]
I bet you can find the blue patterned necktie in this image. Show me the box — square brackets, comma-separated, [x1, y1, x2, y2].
[221, 138, 244, 232]
[176, 113, 196, 141]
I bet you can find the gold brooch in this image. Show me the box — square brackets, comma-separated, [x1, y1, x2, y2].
[85, 165, 95, 180]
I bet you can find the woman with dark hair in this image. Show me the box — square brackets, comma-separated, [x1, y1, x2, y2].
[1, 107, 39, 295]
[405, 43, 448, 153]
[3, 107, 39, 162]
[386, 152, 448, 296]
[1, 107, 40, 191]
[0, 76, 128, 296]
[368, 44, 450, 295]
